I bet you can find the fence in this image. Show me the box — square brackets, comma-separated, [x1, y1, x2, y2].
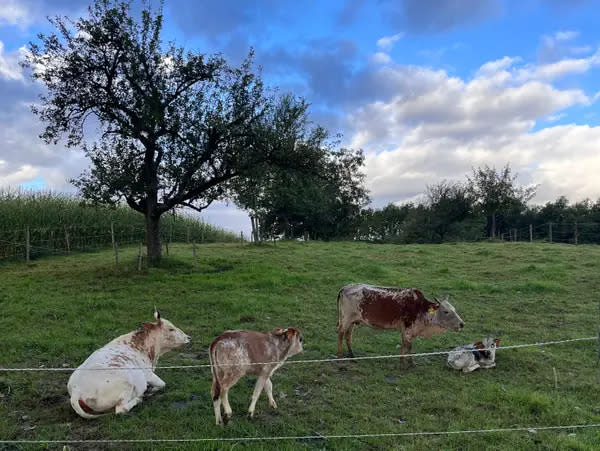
[0, 223, 245, 265]
[0, 336, 598, 445]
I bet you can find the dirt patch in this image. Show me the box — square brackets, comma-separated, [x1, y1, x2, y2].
[239, 315, 256, 323]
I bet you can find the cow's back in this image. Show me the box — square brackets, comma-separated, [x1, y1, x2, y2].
[340, 284, 430, 330]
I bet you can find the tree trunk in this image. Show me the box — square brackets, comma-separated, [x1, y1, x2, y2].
[145, 213, 162, 265]
[490, 213, 496, 238]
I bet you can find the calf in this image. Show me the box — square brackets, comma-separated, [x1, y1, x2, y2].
[209, 328, 303, 425]
[337, 284, 464, 360]
[447, 337, 500, 373]
[67, 311, 190, 419]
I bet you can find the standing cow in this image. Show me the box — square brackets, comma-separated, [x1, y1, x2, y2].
[67, 311, 190, 419]
[209, 328, 303, 425]
[337, 284, 464, 360]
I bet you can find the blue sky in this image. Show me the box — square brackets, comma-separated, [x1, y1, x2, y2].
[1, 0, 600, 234]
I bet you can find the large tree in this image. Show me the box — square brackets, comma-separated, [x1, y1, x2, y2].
[466, 164, 536, 238]
[24, 0, 316, 263]
[425, 180, 473, 241]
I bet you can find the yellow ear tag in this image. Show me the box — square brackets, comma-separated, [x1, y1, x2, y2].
[428, 307, 435, 315]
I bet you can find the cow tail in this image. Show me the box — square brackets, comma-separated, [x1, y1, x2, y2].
[70, 391, 102, 420]
[209, 342, 221, 401]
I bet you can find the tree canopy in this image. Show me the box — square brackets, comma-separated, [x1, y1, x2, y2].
[24, 0, 330, 262]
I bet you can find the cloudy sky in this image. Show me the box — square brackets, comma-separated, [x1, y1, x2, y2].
[1, 0, 600, 234]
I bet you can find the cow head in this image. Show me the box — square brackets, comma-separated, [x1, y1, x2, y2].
[274, 327, 304, 356]
[430, 296, 465, 331]
[475, 336, 499, 360]
[147, 310, 191, 352]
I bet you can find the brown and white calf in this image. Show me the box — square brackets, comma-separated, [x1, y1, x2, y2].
[337, 284, 464, 360]
[209, 328, 303, 425]
[67, 311, 190, 419]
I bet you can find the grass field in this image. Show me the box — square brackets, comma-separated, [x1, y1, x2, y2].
[0, 241, 599, 450]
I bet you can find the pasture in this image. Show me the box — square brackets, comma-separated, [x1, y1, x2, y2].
[0, 241, 599, 450]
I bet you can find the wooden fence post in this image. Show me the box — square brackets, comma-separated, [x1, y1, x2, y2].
[26, 226, 30, 262]
[64, 225, 71, 253]
[574, 221, 578, 245]
[529, 224, 533, 243]
[549, 222, 553, 243]
[193, 241, 197, 266]
[111, 222, 119, 265]
[240, 231, 244, 244]
[137, 243, 143, 271]
[186, 226, 190, 244]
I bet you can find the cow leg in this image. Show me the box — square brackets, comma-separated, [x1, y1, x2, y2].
[115, 395, 142, 414]
[248, 375, 267, 418]
[222, 389, 233, 424]
[213, 396, 223, 425]
[264, 378, 277, 409]
[344, 324, 355, 358]
[400, 334, 414, 367]
[146, 372, 166, 393]
[463, 363, 480, 373]
[337, 328, 345, 358]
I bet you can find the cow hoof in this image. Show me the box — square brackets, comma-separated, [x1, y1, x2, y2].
[223, 415, 232, 425]
[247, 411, 255, 419]
[269, 401, 278, 409]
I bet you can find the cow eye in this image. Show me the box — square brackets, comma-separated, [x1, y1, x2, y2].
[443, 310, 449, 314]
[169, 328, 175, 332]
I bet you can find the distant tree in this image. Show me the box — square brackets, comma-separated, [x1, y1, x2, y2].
[425, 180, 472, 241]
[466, 164, 537, 238]
[24, 0, 318, 264]
[235, 144, 369, 241]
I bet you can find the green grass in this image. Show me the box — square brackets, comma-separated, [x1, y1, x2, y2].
[1, 241, 599, 450]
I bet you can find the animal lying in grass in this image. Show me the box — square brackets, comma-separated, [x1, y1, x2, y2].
[447, 337, 500, 373]
[67, 311, 190, 419]
[209, 328, 303, 425]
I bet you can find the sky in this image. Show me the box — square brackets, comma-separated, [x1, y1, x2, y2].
[1, 0, 600, 235]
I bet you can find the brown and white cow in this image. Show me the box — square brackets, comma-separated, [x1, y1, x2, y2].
[209, 328, 303, 425]
[67, 311, 190, 419]
[337, 284, 464, 360]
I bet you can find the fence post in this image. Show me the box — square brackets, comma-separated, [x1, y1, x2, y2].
[186, 226, 190, 244]
[201, 229, 205, 244]
[111, 222, 119, 265]
[240, 231, 244, 244]
[26, 226, 30, 262]
[529, 224, 533, 243]
[549, 222, 553, 243]
[137, 243, 143, 271]
[574, 221, 578, 245]
[64, 225, 71, 253]
[193, 241, 197, 266]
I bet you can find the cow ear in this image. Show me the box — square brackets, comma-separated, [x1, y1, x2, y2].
[474, 341, 485, 349]
[154, 309, 161, 322]
[285, 328, 296, 340]
[433, 297, 441, 306]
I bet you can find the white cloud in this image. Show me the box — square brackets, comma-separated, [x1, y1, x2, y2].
[0, 41, 24, 81]
[0, 0, 29, 27]
[376, 33, 404, 52]
[345, 50, 600, 206]
[371, 52, 391, 65]
[554, 30, 579, 42]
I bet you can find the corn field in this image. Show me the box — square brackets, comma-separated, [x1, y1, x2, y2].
[0, 188, 238, 261]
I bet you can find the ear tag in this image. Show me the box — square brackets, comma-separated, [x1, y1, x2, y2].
[428, 307, 435, 315]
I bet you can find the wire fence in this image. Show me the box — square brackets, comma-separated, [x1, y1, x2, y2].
[0, 222, 246, 264]
[484, 222, 600, 245]
[0, 336, 595, 372]
[1, 423, 599, 445]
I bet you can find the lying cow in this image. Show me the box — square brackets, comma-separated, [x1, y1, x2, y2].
[67, 311, 190, 419]
[209, 328, 303, 425]
[447, 336, 500, 373]
[337, 284, 464, 360]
